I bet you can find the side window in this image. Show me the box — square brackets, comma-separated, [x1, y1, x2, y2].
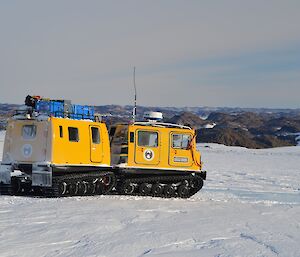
[22, 125, 37, 139]
[59, 126, 63, 138]
[172, 134, 182, 148]
[182, 134, 191, 149]
[91, 127, 100, 144]
[68, 127, 79, 142]
[138, 131, 158, 147]
[172, 134, 191, 149]
[112, 126, 128, 145]
[109, 126, 116, 142]
[130, 132, 134, 143]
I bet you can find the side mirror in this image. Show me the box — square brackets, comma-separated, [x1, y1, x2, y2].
[186, 140, 192, 150]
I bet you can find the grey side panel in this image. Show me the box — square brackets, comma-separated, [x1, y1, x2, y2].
[0, 164, 12, 184]
[32, 164, 52, 187]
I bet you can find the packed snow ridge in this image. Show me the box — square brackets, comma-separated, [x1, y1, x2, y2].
[295, 133, 300, 145]
[0, 132, 300, 257]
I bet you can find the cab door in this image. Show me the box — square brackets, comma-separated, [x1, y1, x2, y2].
[169, 132, 193, 167]
[90, 126, 103, 163]
[134, 130, 160, 165]
[8, 120, 49, 163]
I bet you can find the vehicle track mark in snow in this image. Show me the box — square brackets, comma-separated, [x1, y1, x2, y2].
[0, 210, 12, 213]
[139, 249, 152, 256]
[137, 209, 187, 214]
[48, 240, 73, 246]
[240, 233, 279, 255]
[160, 238, 197, 248]
[201, 188, 300, 205]
[143, 237, 236, 255]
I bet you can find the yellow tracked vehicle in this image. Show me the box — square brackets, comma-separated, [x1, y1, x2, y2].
[110, 117, 206, 197]
[0, 96, 206, 198]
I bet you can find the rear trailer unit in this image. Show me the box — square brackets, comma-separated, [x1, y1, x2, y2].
[0, 96, 115, 196]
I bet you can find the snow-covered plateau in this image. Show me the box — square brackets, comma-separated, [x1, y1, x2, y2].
[0, 131, 300, 257]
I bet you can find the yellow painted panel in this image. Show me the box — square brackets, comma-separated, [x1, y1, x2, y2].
[50, 117, 110, 166]
[90, 125, 103, 163]
[169, 132, 193, 167]
[134, 129, 160, 165]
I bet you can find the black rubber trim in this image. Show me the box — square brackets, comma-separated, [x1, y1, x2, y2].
[115, 167, 203, 176]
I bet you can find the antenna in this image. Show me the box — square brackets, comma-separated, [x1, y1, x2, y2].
[132, 66, 137, 122]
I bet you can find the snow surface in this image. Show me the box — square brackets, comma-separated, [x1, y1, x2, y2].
[0, 130, 5, 159]
[203, 123, 216, 129]
[295, 133, 300, 146]
[1, 132, 300, 257]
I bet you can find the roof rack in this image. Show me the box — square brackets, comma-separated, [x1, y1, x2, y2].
[133, 121, 192, 130]
[23, 95, 95, 121]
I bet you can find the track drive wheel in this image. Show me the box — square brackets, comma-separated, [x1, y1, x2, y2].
[101, 175, 114, 194]
[102, 176, 111, 186]
[177, 185, 190, 198]
[94, 180, 104, 195]
[191, 177, 203, 190]
[164, 185, 176, 198]
[11, 178, 22, 194]
[69, 182, 78, 196]
[84, 181, 94, 195]
[76, 181, 86, 195]
[139, 183, 152, 195]
[152, 184, 164, 196]
[58, 181, 67, 196]
[120, 181, 135, 195]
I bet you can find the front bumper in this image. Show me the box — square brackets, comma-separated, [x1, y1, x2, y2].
[0, 164, 12, 184]
[0, 163, 52, 187]
[199, 170, 207, 180]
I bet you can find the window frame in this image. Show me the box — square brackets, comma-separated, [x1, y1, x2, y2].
[171, 133, 192, 150]
[22, 125, 37, 140]
[137, 130, 158, 148]
[68, 127, 79, 142]
[59, 126, 63, 138]
[91, 127, 100, 144]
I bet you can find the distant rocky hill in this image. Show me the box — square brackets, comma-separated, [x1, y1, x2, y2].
[0, 102, 299, 148]
[197, 127, 296, 148]
[0, 103, 17, 130]
[197, 111, 300, 148]
[165, 112, 208, 129]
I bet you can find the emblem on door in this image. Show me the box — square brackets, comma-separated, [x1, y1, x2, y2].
[22, 144, 32, 158]
[144, 149, 154, 161]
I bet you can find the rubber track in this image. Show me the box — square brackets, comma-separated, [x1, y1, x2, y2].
[7, 171, 116, 197]
[116, 173, 203, 198]
[47, 171, 116, 197]
[0, 184, 12, 195]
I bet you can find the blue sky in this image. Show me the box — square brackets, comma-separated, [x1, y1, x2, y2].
[0, 0, 299, 108]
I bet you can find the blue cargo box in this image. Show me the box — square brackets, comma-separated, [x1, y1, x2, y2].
[35, 100, 64, 116]
[35, 101, 50, 113]
[72, 105, 94, 120]
[35, 100, 94, 120]
[51, 101, 65, 116]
